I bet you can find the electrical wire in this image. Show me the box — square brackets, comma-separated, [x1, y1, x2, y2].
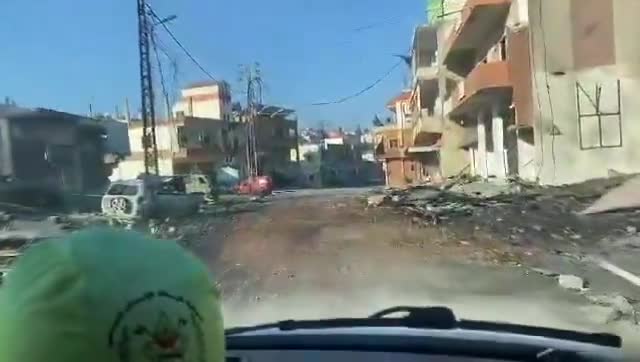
[150, 31, 170, 120]
[538, 0, 557, 181]
[146, 4, 217, 82]
[528, 13, 545, 181]
[310, 59, 403, 106]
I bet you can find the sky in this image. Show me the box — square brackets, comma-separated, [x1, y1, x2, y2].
[0, 0, 426, 129]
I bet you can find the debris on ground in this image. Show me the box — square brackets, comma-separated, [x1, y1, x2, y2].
[367, 176, 640, 257]
[580, 175, 640, 215]
[558, 274, 588, 291]
[370, 181, 537, 225]
[530, 267, 559, 278]
[586, 294, 637, 323]
[366, 194, 388, 207]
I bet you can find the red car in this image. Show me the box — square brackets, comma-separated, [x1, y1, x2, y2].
[235, 176, 274, 196]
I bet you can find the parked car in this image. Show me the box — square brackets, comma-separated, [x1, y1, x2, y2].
[160, 174, 215, 196]
[235, 176, 274, 196]
[101, 177, 203, 219]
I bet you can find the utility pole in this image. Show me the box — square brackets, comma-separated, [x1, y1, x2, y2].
[137, 0, 159, 174]
[240, 63, 263, 177]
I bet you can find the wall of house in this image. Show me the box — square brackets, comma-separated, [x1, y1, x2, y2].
[436, 19, 471, 179]
[471, 108, 509, 180]
[111, 158, 175, 181]
[516, 128, 537, 181]
[255, 117, 298, 177]
[10, 118, 81, 191]
[172, 84, 232, 121]
[100, 118, 130, 156]
[528, 0, 640, 185]
[128, 124, 176, 154]
[386, 159, 410, 188]
[439, 120, 468, 177]
[0, 118, 12, 176]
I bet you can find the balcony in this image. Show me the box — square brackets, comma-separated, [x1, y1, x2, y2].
[449, 61, 512, 119]
[412, 110, 443, 144]
[415, 66, 438, 83]
[442, 0, 511, 76]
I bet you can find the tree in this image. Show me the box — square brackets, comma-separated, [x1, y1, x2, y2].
[372, 115, 383, 127]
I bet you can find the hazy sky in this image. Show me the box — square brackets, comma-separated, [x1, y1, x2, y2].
[0, 0, 426, 129]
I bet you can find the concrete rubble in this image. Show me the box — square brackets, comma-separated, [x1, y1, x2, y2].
[367, 176, 640, 320]
[557, 274, 587, 291]
[586, 294, 637, 323]
[581, 175, 640, 215]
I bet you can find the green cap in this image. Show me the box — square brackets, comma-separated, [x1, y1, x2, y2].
[0, 228, 225, 362]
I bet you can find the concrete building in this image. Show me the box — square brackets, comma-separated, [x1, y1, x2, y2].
[172, 81, 233, 121]
[440, 0, 640, 185]
[298, 131, 382, 188]
[250, 105, 300, 185]
[113, 115, 246, 181]
[0, 106, 108, 193]
[408, 24, 471, 182]
[374, 91, 416, 187]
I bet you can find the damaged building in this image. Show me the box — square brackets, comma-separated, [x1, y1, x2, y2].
[442, 0, 640, 185]
[380, 0, 640, 188]
[0, 106, 108, 196]
[114, 114, 247, 181]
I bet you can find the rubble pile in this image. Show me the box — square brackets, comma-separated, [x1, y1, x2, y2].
[376, 183, 537, 226]
[368, 176, 640, 253]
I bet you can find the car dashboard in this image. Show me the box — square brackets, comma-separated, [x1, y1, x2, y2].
[227, 350, 515, 362]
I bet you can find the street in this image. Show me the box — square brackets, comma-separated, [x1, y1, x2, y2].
[186, 188, 640, 353]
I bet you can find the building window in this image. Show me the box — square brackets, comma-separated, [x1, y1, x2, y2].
[499, 36, 507, 61]
[177, 126, 187, 148]
[389, 139, 399, 148]
[576, 79, 622, 150]
[289, 128, 296, 138]
[198, 132, 210, 146]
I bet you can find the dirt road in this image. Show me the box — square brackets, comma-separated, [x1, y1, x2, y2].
[191, 189, 639, 354]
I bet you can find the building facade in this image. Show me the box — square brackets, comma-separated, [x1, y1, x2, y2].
[374, 92, 417, 187]
[439, 0, 640, 185]
[251, 107, 300, 185]
[113, 115, 247, 181]
[172, 81, 233, 121]
[0, 106, 108, 193]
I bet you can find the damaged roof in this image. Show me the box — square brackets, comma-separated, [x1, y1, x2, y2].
[0, 105, 103, 128]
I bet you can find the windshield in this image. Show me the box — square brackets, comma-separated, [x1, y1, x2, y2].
[106, 184, 139, 196]
[2, 0, 639, 358]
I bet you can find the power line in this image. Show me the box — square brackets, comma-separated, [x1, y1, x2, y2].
[310, 59, 403, 106]
[150, 31, 171, 120]
[146, 5, 217, 82]
[538, 0, 557, 180]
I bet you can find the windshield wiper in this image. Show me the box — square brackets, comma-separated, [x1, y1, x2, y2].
[225, 305, 621, 348]
[225, 306, 456, 335]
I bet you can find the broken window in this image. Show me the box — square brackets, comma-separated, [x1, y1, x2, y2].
[576, 79, 622, 150]
[389, 139, 399, 149]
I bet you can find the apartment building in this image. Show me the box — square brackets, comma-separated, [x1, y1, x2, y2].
[113, 115, 246, 180]
[0, 106, 108, 192]
[251, 106, 299, 182]
[374, 91, 415, 187]
[376, 23, 469, 188]
[172, 81, 233, 121]
[440, 0, 640, 185]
